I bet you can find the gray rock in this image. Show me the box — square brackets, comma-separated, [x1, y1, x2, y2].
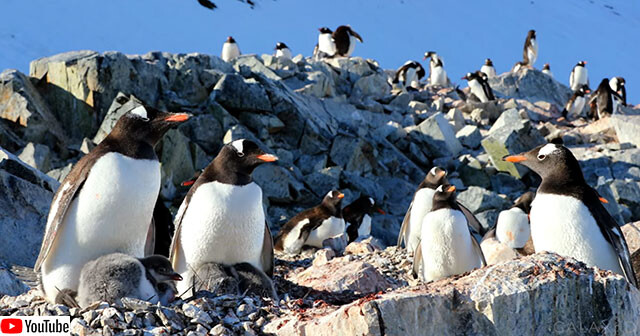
[457, 186, 510, 213]
[489, 68, 572, 107]
[490, 173, 527, 198]
[253, 164, 305, 203]
[0, 266, 29, 296]
[475, 209, 500, 233]
[457, 155, 491, 189]
[610, 114, 640, 148]
[0, 120, 25, 153]
[456, 125, 482, 149]
[159, 129, 195, 189]
[46, 163, 73, 183]
[416, 112, 462, 157]
[610, 180, 640, 220]
[178, 114, 223, 154]
[238, 112, 285, 135]
[295, 71, 335, 98]
[93, 93, 143, 144]
[481, 108, 545, 178]
[303, 166, 342, 198]
[325, 57, 375, 83]
[353, 74, 390, 100]
[18, 142, 52, 172]
[446, 108, 465, 132]
[342, 171, 385, 204]
[296, 154, 327, 176]
[233, 55, 281, 81]
[212, 74, 271, 112]
[329, 136, 374, 175]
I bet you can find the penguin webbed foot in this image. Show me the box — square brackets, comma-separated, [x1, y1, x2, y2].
[55, 288, 80, 308]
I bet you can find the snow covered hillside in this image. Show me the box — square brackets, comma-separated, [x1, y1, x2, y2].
[1, 0, 639, 99]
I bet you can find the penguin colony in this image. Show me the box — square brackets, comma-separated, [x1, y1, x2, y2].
[33, 26, 636, 311]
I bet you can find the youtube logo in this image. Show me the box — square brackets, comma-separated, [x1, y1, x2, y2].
[0, 318, 23, 334]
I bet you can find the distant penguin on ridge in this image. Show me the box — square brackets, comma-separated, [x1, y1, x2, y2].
[561, 84, 590, 120]
[609, 77, 627, 110]
[523, 29, 538, 67]
[588, 78, 622, 120]
[221, 36, 240, 62]
[462, 72, 494, 103]
[480, 58, 496, 78]
[316, 27, 336, 58]
[332, 25, 363, 57]
[569, 61, 589, 91]
[344, 195, 385, 243]
[275, 42, 292, 60]
[393, 61, 426, 91]
[542, 63, 553, 78]
[423, 51, 448, 86]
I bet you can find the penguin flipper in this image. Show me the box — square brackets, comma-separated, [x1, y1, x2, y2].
[470, 229, 487, 267]
[397, 201, 413, 247]
[10, 265, 40, 288]
[144, 218, 156, 257]
[481, 227, 497, 243]
[261, 221, 274, 278]
[584, 188, 638, 288]
[169, 197, 190, 267]
[412, 240, 423, 279]
[456, 201, 486, 237]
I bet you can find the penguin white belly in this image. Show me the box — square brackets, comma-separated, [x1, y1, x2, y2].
[469, 79, 488, 102]
[221, 43, 240, 62]
[358, 214, 372, 238]
[404, 68, 418, 88]
[346, 35, 357, 57]
[420, 209, 482, 282]
[41, 153, 160, 302]
[318, 34, 336, 56]
[136, 262, 159, 304]
[176, 182, 265, 284]
[406, 188, 435, 253]
[571, 68, 588, 91]
[431, 66, 447, 86]
[527, 46, 537, 66]
[569, 96, 586, 117]
[480, 65, 496, 78]
[496, 208, 530, 249]
[276, 48, 292, 60]
[530, 193, 622, 275]
[282, 218, 309, 254]
[542, 69, 554, 78]
[305, 217, 345, 248]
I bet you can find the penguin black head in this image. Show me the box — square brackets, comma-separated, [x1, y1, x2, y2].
[475, 70, 488, 81]
[432, 184, 457, 208]
[611, 77, 625, 91]
[484, 58, 493, 66]
[543, 63, 550, 70]
[139, 255, 183, 282]
[503, 143, 584, 184]
[318, 27, 332, 34]
[226, 36, 236, 43]
[215, 139, 278, 177]
[527, 29, 536, 39]
[423, 51, 436, 60]
[576, 60, 587, 67]
[420, 166, 448, 189]
[462, 72, 478, 81]
[344, 195, 385, 216]
[112, 105, 190, 146]
[275, 42, 289, 50]
[321, 190, 345, 215]
[513, 191, 535, 214]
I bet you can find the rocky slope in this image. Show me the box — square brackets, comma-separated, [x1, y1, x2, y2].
[1, 50, 640, 335]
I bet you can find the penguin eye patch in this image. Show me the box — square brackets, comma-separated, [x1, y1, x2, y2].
[537, 154, 546, 161]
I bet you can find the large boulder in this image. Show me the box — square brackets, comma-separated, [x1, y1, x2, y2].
[489, 68, 572, 107]
[610, 115, 640, 148]
[415, 112, 463, 157]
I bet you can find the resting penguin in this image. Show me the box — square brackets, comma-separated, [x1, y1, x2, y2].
[504, 143, 637, 287]
[344, 195, 385, 243]
[412, 185, 486, 282]
[274, 190, 345, 254]
[332, 25, 363, 57]
[480, 58, 496, 78]
[462, 72, 494, 103]
[221, 36, 241, 62]
[588, 78, 622, 120]
[275, 42, 292, 60]
[34, 104, 189, 303]
[169, 139, 278, 295]
[76, 253, 182, 308]
[561, 84, 590, 120]
[393, 61, 426, 90]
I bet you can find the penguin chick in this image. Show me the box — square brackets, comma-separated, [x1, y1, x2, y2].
[230, 262, 278, 300]
[193, 262, 239, 296]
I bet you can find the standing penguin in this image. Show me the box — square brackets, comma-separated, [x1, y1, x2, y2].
[332, 25, 363, 57]
[169, 139, 278, 295]
[504, 144, 637, 287]
[413, 185, 486, 282]
[561, 84, 590, 120]
[480, 58, 497, 78]
[221, 36, 241, 62]
[542, 63, 553, 78]
[462, 72, 494, 103]
[511, 61, 527, 73]
[34, 105, 189, 303]
[275, 42, 292, 60]
[344, 195, 385, 243]
[424, 51, 448, 86]
[393, 61, 426, 90]
[274, 190, 345, 254]
[569, 61, 589, 91]
[588, 78, 622, 120]
[523, 29, 538, 67]
[316, 27, 336, 58]
[481, 192, 535, 265]
[609, 77, 627, 111]
[76, 253, 182, 308]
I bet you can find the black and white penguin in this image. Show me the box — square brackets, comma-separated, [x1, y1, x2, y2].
[34, 105, 189, 303]
[569, 61, 589, 91]
[462, 72, 494, 103]
[275, 42, 292, 60]
[169, 139, 277, 295]
[588, 78, 622, 120]
[523, 29, 538, 67]
[480, 58, 497, 78]
[412, 184, 486, 282]
[332, 25, 363, 57]
[511, 61, 527, 73]
[152, 198, 175, 257]
[193, 262, 278, 299]
[76, 253, 182, 308]
[609, 77, 627, 111]
[542, 63, 553, 78]
[561, 84, 590, 120]
[504, 144, 637, 287]
[481, 191, 535, 265]
[221, 36, 240, 62]
[392, 61, 426, 90]
[423, 51, 448, 86]
[274, 190, 345, 254]
[316, 27, 336, 58]
[344, 195, 385, 243]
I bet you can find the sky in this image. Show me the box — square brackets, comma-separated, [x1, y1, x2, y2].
[1, 0, 639, 101]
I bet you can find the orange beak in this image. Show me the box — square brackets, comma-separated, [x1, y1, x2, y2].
[181, 180, 195, 187]
[336, 192, 345, 199]
[164, 113, 190, 123]
[599, 197, 609, 204]
[447, 185, 456, 192]
[257, 154, 278, 162]
[503, 155, 527, 163]
[377, 208, 386, 215]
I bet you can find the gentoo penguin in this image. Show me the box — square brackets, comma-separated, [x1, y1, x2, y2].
[398, 167, 448, 252]
[561, 84, 590, 120]
[156, 281, 179, 305]
[569, 61, 589, 91]
[221, 36, 240, 62]
[504, 144, 637, 287]
[392, 61, 426, 90]
[169, 139, 277, 295]
[475, 71, 496, 101]
[462, 72, 494, 103]
[274, 190, 345, 254]
[480, 59, 497, 78]
[230, 262, 278, 299]
[423, 51, 448, 86]
[76, 253, 182, 308]
[152, 198, 175, 257]
[511, 61, 527, 73]
[522, 29, 538, 67]
[317, 27, 336, 57]
[275, 42, 292, 60]
[609, 76, 627, 111]
[412, 185, 486, 282]
[193, 262, 278, 299]
[332, 25, 363, 57]
[588, 78, 621, 120]
[34, 105, 189, 303]
[542, 63, 553, 78]
[344, 195, 385, 243]
[481, 192, 535, 265]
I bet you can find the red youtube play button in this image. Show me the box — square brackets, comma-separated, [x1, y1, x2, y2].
[0, 318, 23, 334]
